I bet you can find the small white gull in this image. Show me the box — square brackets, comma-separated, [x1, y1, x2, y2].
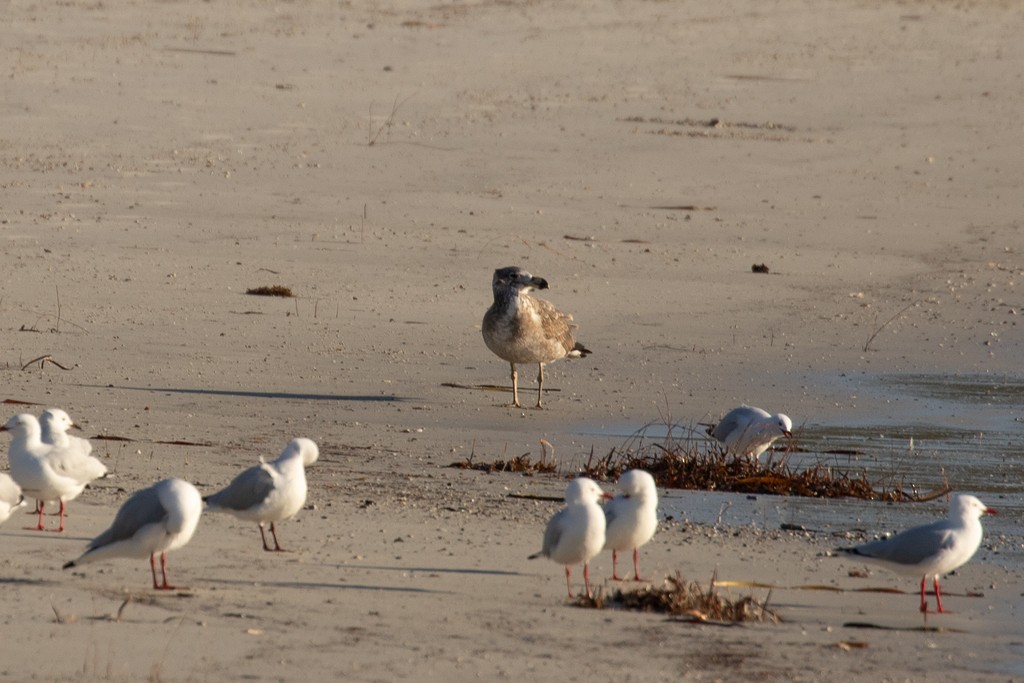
[482, 266, 592, 408]
[0, 473, 27, 525]
[529, 477, 610, 599]
[40, 408, 101, 462]
[837, 493, 996, 613]
[1, 412, 106, 532]
[707, 405, 793, 460]
[40, 407, 108, 507]
[203, 438, 319, 552]
[63, 478, 203, 590]
[603, 469, 658, 581]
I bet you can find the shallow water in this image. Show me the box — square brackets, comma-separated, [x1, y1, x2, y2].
[579, 372, 1024, 571]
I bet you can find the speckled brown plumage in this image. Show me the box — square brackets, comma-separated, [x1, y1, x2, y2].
[482, 266, 591, 408]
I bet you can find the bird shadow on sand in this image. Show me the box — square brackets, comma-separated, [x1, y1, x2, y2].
[0, 577, 58, 586]
[197, 576, 449, 594]
[843, 621, 969, 633]
[74, 384, 407, 403]
[344, 564, 527, 577]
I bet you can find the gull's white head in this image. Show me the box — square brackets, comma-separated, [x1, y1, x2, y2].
[774, 413, 793, 437]
[951, 494, 996, 521]
[565, 477, 610, 506]
[40, 408, 77, 435]
[616, 469, 657, 501]
[1, 413, 41, 437]
[279, 438, 320, 467]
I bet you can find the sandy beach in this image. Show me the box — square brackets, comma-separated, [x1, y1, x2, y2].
[2, 0, 1023, 680]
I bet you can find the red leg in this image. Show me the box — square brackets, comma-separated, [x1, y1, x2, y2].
[564, 565, 573, 598]
[28, 500, 46, 531]
[632, 547, 647, 582]
[611, 550, 623, 581]
[51, 500, 66, 533]
[150, 553, 160, 589]
[919, 576, 928, 613]
[269, 522, 285, 552]
[157, 552, 175, 590]
[933, 576, 945, 613]
[583, 562, 593, 599]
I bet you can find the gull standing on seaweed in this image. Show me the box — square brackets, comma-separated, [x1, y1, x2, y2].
[837, 494, 996, 613]
[203, 438, 319, 552]
[707, 405, 792, 461]
[63, 478, 203, 590]
[529, 477, 610, 599]
[482, 266, 592, 408]
[0, 473, 26, 525]
[603, 469, 658, 581]
[1, 413, 106, 532]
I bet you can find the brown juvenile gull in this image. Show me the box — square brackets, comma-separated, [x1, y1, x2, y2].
[482, 266, 592, 408]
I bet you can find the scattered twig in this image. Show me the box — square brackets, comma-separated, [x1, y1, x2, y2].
[506, 492, 563, 502]
[20, 355, 74, 371]
[539, 439, 553, 467]
[54, 285, 62, 333]
[368, 94, 414, 146]
[50, 596, 76, 624]
[863, 301, 917, 352]
[115, 596, 132, 622]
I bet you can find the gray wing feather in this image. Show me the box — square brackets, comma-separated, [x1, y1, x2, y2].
[89, 487, 168, 551]
[539, 507, 567, 557]
[709, 414, 740, 440]
[709, 406, 766, 440]
[205, 465, 276, 511]
[603, 498, 621, 527]
[850, 522, 952, 566]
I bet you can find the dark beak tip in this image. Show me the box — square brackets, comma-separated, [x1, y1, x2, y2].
[534, 278, 549, 290]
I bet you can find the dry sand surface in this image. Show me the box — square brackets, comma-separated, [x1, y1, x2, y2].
[2, 0, 1023, 680]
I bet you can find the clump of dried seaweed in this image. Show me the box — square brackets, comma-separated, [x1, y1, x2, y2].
[246, 285, 294, 297]
[449, 454, 556, 475]
[578, 572, 778, 624]
[579, 441, 942, 502]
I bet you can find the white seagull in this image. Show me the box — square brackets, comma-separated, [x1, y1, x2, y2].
[528, 477, 610, 599]
[707, 405, 793, 461]
[603, 469, 658, 581]
[482, 266, 592, 408]
[40, 408, 100, 460]
[0, 473, 27, 525]
[837, 494, 996, 613]
[1, 413, 106, 532]
[203, 438, 319, 552]
[63, 478, 203, 590]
